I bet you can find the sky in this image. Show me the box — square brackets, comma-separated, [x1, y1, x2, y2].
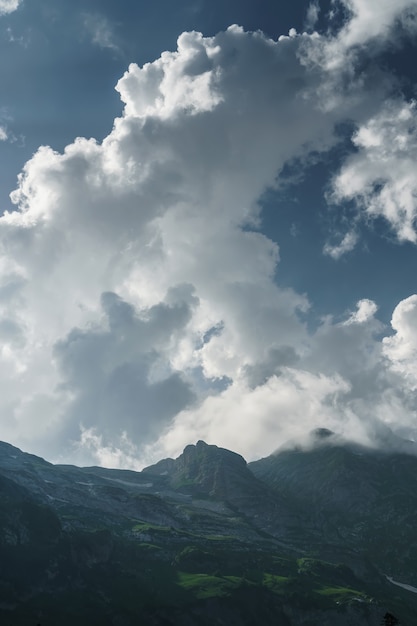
[0, 0, 417, 467]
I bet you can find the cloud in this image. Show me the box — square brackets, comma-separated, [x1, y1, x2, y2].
[83, 13, 120, 53]
[147, 295, 417, 462]
[383, 296, 417, 389]
[0, 0, 22, 16]
[1, 15, 417, 466]
[53, 289, 197, 445]
[75, 428, 143, 470]
[304, 300, 384, 386]
[146, 369, 356, 462]
[323, 230, 358, 259]
[305, 1, 320, 31]
[343, 298, 378, 325]
[331, 99, 417, 244]
[1, 26, 344, 461]
[0, 127, 7, 141]
[335, 0, 417, 48]
[301, 299, 417, 451]
[302, 0, 417, 72]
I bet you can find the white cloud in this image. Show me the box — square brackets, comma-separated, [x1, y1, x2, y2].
[331, 99, 417, 244]
[343, 298, 378, 325]
[149, 286, 417, 459]
[0, 127, 7, 141]
[0, 0, 21, 16]
[0, 26, 345, 461]
[383, 296, 417, 389]
[146, 369, 355, 462]
[336, 0, 417, 48]
[125, 290, 417, 463]
[302, 0, 417, 72]
[0, 16, 416, 466]
[323, 230, 358, 259]
[73, 427, 143, 469]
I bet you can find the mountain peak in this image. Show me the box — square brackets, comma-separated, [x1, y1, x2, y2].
[311, 427, 335, 440]
[181, 440, 246, 463]
[162, 441, 250, 498]
[178, 440, 247, 474]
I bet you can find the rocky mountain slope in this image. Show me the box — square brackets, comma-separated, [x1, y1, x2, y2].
[0, 434, 415, 624]
[250, 429, 417, 584]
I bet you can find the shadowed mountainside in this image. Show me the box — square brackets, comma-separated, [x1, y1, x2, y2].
[0, 435, 414, 624]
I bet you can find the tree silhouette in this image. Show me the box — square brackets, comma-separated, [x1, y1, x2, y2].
[381, 612, 400, 625]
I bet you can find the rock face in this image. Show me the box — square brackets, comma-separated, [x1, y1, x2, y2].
[0, 436, 415, 625]
[143, 439, 248, 495]
[143, 440, 295, 537]
[168, 440, 249, 498]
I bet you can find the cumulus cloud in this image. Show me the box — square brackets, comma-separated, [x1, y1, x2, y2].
[304, 300, 384, 388]
[0, 0, 22, 16]
[147, 292, 417, 461]
[0, 26, 342, 461]
[0, 14, 417, 466]
[151, 294, 416, 463]
[146, 369, 355, 462]
[383, 296, 417, 389]
[331, 99, 417, 244]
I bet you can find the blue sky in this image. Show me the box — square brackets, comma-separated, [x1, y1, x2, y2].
[1, 0, 417, 467]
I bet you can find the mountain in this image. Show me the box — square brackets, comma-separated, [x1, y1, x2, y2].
[143, 439, 297, 537]
[250, 430, 417, 583]
[0, 435, 415, 624]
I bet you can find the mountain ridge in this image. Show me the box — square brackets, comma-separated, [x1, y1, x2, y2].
[0, 435, 415, 624]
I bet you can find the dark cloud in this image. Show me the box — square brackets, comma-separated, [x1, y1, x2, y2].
[53, 290, 196, 443]
[244, 346, 300, 388]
